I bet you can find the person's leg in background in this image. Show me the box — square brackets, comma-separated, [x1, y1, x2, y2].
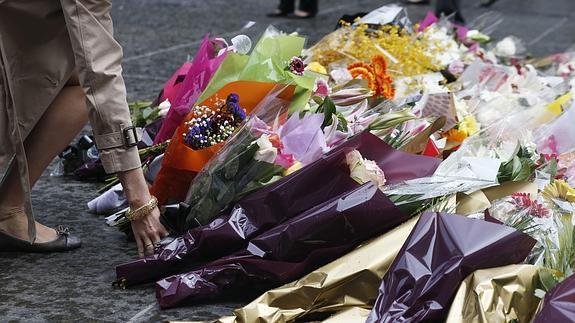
[268, 0, 295, 17]
[0, 74, 88, 242]
[481, 0, 498, 7]
[435, 0, 464, 24]
[296, 0, 319, 18]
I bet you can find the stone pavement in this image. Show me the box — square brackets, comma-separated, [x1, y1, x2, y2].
[1, 0, 574, 322]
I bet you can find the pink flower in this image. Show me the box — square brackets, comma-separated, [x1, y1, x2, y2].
[468, 43, 480, 54]
[543, 153, 559, 161]
[249, 112, 332, 168]
[313, 79, 331, 98]
[417, 12, 438, 32]
[454, 24, 469, 43]
[511, 193, 550, 218]
[547, 135, 559, 155]
[279, 113, 327, 165]
[247, 116, 272, 137]
[274, 153, 295, 169]
[448, 61, 465, 75]
[289, 56, 306, 76]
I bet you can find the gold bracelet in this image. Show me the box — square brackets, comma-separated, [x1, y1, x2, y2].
[125, 196, 158, 221]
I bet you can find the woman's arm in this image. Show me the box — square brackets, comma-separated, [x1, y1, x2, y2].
[59, 0, 168, 256]
[118, 168, 168, 257]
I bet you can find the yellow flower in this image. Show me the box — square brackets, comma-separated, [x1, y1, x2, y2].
[310, 23, 441, 78]
[458, 115, 479, 136]
[284, 161, 303, 176]
[306, 62, 328, 74]
[542, 180, 575, 203]
[445, 128, 468, 143]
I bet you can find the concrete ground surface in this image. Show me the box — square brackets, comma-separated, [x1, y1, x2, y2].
[1, 0, 574, 322]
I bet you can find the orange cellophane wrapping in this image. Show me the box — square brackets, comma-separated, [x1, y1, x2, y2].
[151, 81, 295, 205]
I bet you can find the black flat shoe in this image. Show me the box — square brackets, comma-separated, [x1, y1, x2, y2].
[0, 226, 82, 253]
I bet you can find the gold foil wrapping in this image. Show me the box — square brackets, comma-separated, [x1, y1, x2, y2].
[218, 187, 544, 323]
[446, 265, 545, 323]
[321, 307, 371, 323]
[219, 217, 418, 323]
[456, 181, 538, 216]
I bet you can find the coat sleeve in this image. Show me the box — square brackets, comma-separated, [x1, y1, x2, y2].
[59, 0, 141, 174]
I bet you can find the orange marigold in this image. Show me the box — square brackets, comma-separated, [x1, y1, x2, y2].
[349, 66, 376, 92]
[378, 76, 395, 99]
[371, 55, 388, 76]
[348, 55, 395, 99]
[348, 61, 372, 71]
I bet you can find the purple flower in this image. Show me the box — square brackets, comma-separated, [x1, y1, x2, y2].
[183, 94, 248, 150]
[280, 112, 327, 164]
[227, 93, 239, 103]
[225, 101, 238, 114]
[289, 56, 306, 76]
[234, 106, 246, 120]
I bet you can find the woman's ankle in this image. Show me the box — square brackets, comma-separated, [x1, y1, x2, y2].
[0, 205, 26, 222]
[0, 210, 58, 242]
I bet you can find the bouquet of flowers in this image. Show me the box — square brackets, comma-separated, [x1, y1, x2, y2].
[150, 27, 316, 205]
[116, 131, 441, 287]
[153, 35, 230, 144]
[87, 4, 575, 322]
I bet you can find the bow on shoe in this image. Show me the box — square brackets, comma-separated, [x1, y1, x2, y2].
[56, 226, 70, 236]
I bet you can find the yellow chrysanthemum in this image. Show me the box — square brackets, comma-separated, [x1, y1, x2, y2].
[306, 62, 328, 74]
[309, 23, 441, 77]
[542, 180, 575, 203]
[458, 115, 479, 136]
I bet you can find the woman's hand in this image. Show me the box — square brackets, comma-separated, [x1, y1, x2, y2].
[130, 206, 169, 257]
[118, 167, 169, 257]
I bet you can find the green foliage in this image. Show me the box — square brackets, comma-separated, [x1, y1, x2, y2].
[538, 268, 562, 294]
[316, 96, 348, 132]
[129, 101, 159, 127]
[497, 146, 536, 183]
[504, 211, 540, 236]
[367, 108, 417, 132]
[389, 194, 456, 217]
[383, 129, 412, 149]
[542, 213, 575, 277]
[184, 133, 284, 230]
[538, 155, 559, 179]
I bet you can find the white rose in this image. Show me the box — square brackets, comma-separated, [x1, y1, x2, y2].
[495, 37, 517, 57]
[346, 150, 386, 189]
[253, 135, 278, 164]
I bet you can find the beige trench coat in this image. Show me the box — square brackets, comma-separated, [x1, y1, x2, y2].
[0, 0, 141, 241]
